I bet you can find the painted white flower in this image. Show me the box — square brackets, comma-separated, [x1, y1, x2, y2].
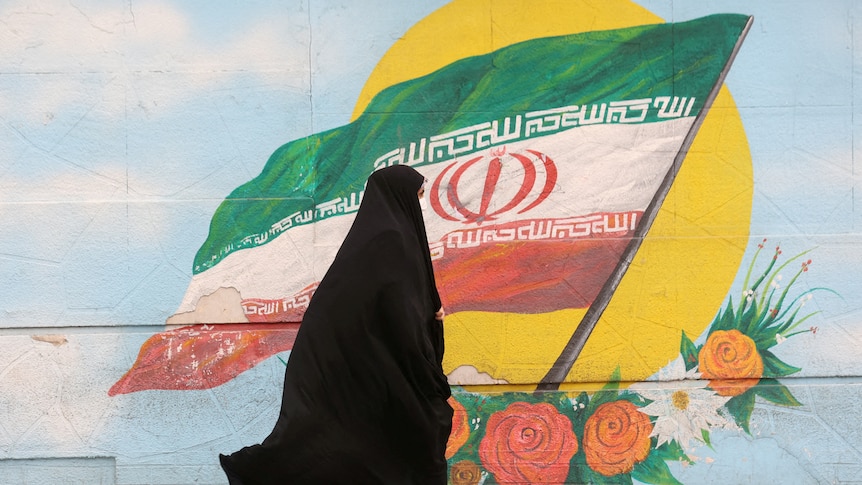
[770, 275, 782, 290]
[775, 333, 787, 345]
[632, 358, 736, 451]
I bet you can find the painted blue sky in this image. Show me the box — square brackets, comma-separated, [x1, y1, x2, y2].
[0, 0, 860, 377]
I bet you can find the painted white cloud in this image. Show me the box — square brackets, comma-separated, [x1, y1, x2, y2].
[0, 1, 310, 118]
[0, 1, 314, 259]
[447, 365, 508, 385]
[0, 0, 306, 71]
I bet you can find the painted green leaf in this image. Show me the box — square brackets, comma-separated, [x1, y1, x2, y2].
[716, 298, 737, 331]
[653, 439, 693, 464]
[754, 330, 780, 350]
[755, 378, 802, 406]
[739, 300, 761, 335]
[725, 390, 756, 434]
[619, 391, 649, 408]
[567, 451, 591, 485]
[589, 367, 622, 410]
[701, 428, 713, 449]
[680, 331, 699, 371]
[589, 470, 634, 485]
[631, 451, 684, 485]
[761, 349, 802, 377]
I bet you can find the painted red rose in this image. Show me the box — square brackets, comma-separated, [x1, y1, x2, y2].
[699, 329, 764, 396]
[582, 400, 652, 476]
[450, 460, 481, 485]
[446, 396, 470, 458]
[479, 402, 578, 484]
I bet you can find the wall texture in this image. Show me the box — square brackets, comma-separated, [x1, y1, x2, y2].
[1, 1, 861, 484]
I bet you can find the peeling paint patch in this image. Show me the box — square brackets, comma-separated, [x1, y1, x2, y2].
[166, 287, 248, 325]
[30, 334, 68, 346]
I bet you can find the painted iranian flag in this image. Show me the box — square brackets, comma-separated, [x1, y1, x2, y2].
[111, 14, 751, 394]
[177, 13, 750, 322]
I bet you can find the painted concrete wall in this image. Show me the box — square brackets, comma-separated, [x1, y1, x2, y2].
[1, 1, 860, 484]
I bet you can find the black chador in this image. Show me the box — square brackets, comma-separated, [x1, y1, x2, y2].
[220, 165, 452, 484]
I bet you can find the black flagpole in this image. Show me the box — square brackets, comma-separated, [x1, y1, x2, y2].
[536, 16, 754, 392]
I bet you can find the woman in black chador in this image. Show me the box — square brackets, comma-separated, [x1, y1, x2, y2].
[220, 165, 452, 484]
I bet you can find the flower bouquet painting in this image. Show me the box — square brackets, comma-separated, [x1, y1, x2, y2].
[445, 241, 830, 484]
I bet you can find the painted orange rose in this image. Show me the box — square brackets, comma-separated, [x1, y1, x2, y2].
[446, 396, 470, 458]
[583, 400, 652, 476]
[478, 402, 578, 484]
[450, 460, 481, 485]
[699, 329, 764, 396]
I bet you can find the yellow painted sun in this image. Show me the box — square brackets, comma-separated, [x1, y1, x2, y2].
[354, 0, 752, 387]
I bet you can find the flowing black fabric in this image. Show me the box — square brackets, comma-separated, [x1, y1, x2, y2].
[219, 165, 452, 484]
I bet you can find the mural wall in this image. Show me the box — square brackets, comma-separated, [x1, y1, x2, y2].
[1, 1, 860, 484]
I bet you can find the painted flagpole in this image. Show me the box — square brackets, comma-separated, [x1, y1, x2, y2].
[536, 15, 754, 391]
